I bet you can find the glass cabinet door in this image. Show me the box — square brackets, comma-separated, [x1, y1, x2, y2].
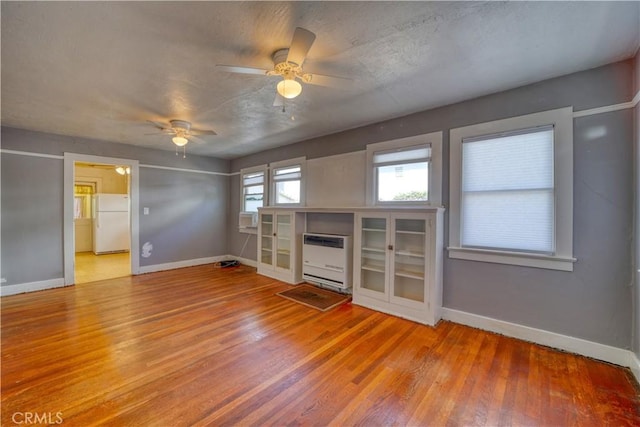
[391, 218, 427, 303]
[359, 216, 388, 296]
[275, 213, 291, 270]
[260, 213, 273, 265]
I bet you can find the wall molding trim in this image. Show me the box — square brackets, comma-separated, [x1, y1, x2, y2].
[0, 278, 66, 297]
[140, 164, 233, 176]
[441, 308, 637, 377]
[573, 89, 640, 118]
[0, 149, 64, 160]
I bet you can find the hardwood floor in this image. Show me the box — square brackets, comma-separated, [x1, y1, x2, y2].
[74, 251, 130, 284]
[2, 264, 639, 426]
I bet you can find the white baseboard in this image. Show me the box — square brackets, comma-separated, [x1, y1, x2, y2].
[138, 256, 230, 274]
[234, 256, 257, 268]
[442, 307, 635, 372]
[1, 278, 66, 297]
[629, 352, 640, 384]
[1, 256, 257, 296]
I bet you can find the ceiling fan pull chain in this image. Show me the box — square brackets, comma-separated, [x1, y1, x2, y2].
[183, 146, 186, 159]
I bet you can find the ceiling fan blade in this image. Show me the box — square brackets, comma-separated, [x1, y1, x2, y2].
[147, 120, 170, 130]
[144, 131, 174, 136]
[190, 128, 217, 136]
[286, 27, 316, 66]
[273, 93, 284, 107]
[304, 73, 352, 88]
[188, 135, 207, 144]
[216, 64, 270, 75]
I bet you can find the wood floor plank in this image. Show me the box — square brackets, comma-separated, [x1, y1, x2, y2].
[2, 264, 639, 426]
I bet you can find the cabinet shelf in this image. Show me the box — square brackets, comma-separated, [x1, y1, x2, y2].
[396, 230, 425, 236]
[395, 250, 425, 258]
[394, 269, 424, 280]
[362, 263, 385, 273]
[362, 228, 385, 233]
[362, 246, 386, 253]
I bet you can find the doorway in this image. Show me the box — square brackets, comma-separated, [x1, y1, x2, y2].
[73, 162, 131, 284]
[63, 153, 140, 286]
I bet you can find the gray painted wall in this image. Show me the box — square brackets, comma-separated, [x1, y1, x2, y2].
[1, 154, 64, 284]
[634, 48, 640, 358]
[1, 127, 230, 285]
[139, 168, 228, 266]
[227, 59, 636, 349]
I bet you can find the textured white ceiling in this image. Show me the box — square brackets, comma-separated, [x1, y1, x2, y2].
[2, 1, 639, 159]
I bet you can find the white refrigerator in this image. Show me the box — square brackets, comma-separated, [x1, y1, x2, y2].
[93, 194, 130, 254]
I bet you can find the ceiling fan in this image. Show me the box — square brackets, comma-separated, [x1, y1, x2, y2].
[146, 119, 216, 157]
[216, 27, 350, 105]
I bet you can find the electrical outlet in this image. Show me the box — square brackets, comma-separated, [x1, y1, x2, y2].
[143, 207, 150, 215]
[0, 278, 6, 284]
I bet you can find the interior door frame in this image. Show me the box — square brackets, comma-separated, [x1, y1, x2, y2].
[63, 153, 140, 285]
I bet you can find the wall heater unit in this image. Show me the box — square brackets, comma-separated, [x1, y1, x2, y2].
[302, 233, 352, 292]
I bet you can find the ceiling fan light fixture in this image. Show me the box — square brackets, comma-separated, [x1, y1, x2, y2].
[172, 135, 189, 147]
[115, 166, 130, 175]
[277, 78, 302, 99]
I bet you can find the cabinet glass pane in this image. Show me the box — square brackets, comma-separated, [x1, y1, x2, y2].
[261, 252, 273, 265]
[276, 251, 290, 269]
[393, 218, 426, 302]
[261, 236, 273, 265]
[393, 275, 424, 302]
[276, 214, 291, 269]
[261, 214, 273, 237]
[360, 216, 387, 294]
[396, 218, 425, 233]
[361, 269, 386, 293]
[361, 217, 386, 251]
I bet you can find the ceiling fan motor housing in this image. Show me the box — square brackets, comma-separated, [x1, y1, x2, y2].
[169, 120, 191, 133]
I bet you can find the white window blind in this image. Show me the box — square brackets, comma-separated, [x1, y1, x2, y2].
[461, 126, 554, 253]
[242, 170, 265, 212]
[373, 146, 431, 165]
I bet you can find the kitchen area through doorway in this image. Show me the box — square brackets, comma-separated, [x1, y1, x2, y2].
[74, 162, 131, 284]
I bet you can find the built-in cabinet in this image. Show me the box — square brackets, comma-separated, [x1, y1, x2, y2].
[257, 209, 305, 283]
[353, 209, 444, 326]
[256, 206, 444, 325]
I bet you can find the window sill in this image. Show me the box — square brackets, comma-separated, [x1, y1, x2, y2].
[447, 247, 576, 272]
[239, 226, 257, 235]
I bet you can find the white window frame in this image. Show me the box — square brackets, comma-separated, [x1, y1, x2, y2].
[270, 157, 306, 206]
[240, 164, 268, 213]
[448, 107, 576, 271]
[365, 131, 443, 206]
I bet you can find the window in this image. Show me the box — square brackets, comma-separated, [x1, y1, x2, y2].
[74, 183, 94, 219]
[271, 158, 305, 205]
[240, 165, 267, 212]
[449, 107, 575, 271]
[366, 132, 443, 206]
